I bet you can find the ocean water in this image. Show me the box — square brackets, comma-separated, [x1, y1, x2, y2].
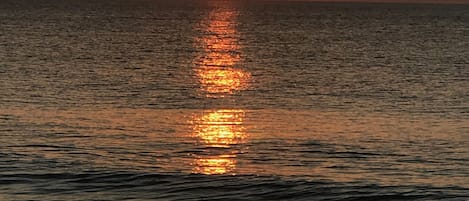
[1, 0, 468, 200]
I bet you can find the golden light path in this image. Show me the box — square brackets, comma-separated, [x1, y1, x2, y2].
[196, 66, 250, 95]
[194, 4, 251, 97]
[191, 109, 247, 147]
[191, 109, 247, 175]
[193, 155, 237, 175]
[190, 2, 251, 174]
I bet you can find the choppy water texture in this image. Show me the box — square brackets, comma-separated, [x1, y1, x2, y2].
[1, 0, 469, 200]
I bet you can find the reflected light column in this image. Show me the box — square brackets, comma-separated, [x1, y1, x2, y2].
[193, 4, 251, 97]
[190, 109, 247, 175]
[191, 2, 251, 175]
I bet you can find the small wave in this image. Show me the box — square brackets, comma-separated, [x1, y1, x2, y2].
[1, 171, 468, 200]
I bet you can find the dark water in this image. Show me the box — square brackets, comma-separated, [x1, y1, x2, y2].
[1, 0, 469, 200]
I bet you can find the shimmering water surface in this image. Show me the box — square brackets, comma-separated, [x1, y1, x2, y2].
[1, 0, 468, 200]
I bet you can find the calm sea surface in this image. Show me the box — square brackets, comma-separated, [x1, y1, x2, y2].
[1, 0, 468, 200]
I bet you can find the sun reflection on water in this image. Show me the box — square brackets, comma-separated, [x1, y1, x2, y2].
[190, 2, 250, 175]
[190, 109, 247, 175]
[193, 5, 251, 97]
[193, 155, 236, 175]
[191, 109, 246, 148]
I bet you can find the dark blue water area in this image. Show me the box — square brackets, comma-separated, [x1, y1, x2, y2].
[1, 171, 468, 201]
